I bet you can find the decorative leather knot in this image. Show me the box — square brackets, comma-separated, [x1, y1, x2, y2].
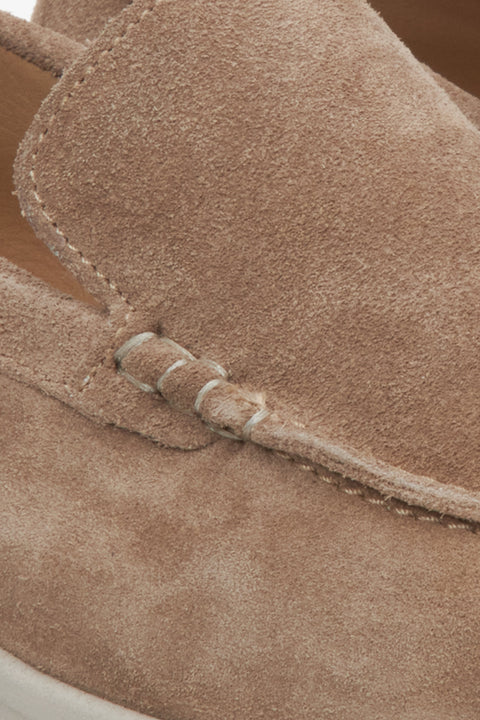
[113, 333, 480, 534]
[114, 332, 270, 440]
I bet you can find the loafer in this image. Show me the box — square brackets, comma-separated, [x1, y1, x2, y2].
[3, 1, 480, 718]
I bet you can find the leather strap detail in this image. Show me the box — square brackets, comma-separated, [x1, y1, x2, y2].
[115, 333, 268, 440]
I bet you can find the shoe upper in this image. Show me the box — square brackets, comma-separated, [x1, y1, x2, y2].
[3, 0, 480, 718]
[10, 0, 480, 520]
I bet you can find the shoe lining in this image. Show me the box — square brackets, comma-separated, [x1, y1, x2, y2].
[0, 46, 97, 305]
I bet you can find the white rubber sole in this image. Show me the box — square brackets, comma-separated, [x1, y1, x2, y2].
[0, 648, 153, 720]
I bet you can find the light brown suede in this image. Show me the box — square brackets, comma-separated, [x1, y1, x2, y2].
[30, 0, 480, 132]
[31, 0, 480, 101]
[3, 373, 480, 720]
[13, 0, 480, 518]
[5, 1, 480, 718]
[0, 14, 212, 458]
[32, 0, 130, 43]
[427, 68, 480, 130]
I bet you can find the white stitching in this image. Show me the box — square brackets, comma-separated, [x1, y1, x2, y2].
[114, 332, 156, 365]
[205, 423, 241, 441]
[117, 369, 155, 394]
[157, 358, 189, 395]
[28, 1, 480, 536]
[194, 378, 224, 415]
[242, 407, 270, 441]
[114, 334, 480, 534]
[201, 358, 229, 379]
[156, 337, 195, 362]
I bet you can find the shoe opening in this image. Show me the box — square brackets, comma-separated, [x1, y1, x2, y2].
[0, 45, 98, 306]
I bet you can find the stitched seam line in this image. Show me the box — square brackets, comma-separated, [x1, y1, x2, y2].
[272, 452, 477, 534]
[116, 334, 479, 534]
[28, 3, 160, 390]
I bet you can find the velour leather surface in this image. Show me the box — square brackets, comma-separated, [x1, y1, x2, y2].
[5, 4, 480, 717]
[14, 0, 480, 517]
[2, 373, 480, 719]
[32, 0, 480, 100]
[0, 17, 213, 449]
[0, 8, 84, 76]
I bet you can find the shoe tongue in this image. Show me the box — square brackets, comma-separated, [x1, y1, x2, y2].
[32, 0, 129, 43]
[15, 0, 480, 517]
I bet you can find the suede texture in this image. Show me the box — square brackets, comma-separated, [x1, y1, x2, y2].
[116, 331, 480, 523]
[0, 44, 212, 453]
[5, 3, 480, 718]
[2, 374, 480, 720]
[32, 0, 130, 43]
[0, 256, 214, 449]
[427, 68, 480, 129]
[14, 0, 480, 519]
